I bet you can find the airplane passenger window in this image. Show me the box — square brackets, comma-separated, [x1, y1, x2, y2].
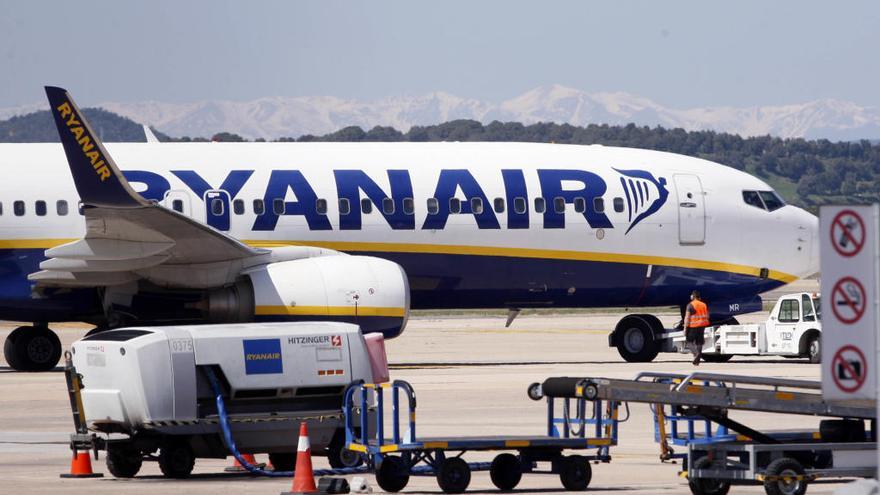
[513, 197, 527, 214]
[56, 200, 68, 216]
[253, 199, 265, 215]
[172, 199, 184, 213]
[593, 197, 605, 213]
[35, 200, 47, 217]
[233, 199, 245, 215]
[211, 198, 224, 216]
[573, 197, 586, 213]
[339, 198, 351, 215]
[553, 197, 565, 213]
[534, 198, 546, 214]
[403, 198, 414, 215]
[426, 198, 439, 215]
[382, 198, 394, 214]
[273, 199, 285, 215]
[316, 199, 328, 215]
[471, 197, 483, 214]
[742, 191, 764, 210]
[449, 198, 461, 214]
[778, 299, 799, 323]
[78, 201, 85, 215]
[759, 191, 785, 212]
[493, 198, 505, 213]
[361, 198, 373, 214]
[613, 198, 624, 213]
[0, 202, 3, 215]
[14, 200, 25, 216]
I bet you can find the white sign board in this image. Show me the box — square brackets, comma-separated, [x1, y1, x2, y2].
[820, 205, 879, 400]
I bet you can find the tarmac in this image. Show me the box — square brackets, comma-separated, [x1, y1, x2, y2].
[0, 279, 851, 494]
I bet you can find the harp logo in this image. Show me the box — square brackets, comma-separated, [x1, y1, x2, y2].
[614, 168, 669, 234]
[243, 338, 283, 374]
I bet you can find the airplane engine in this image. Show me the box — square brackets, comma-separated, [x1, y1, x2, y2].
[203, 256, 410, 338]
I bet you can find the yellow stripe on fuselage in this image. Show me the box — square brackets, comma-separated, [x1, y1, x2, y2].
[0, 238, 798, 284]
[255, 305, 406, 317]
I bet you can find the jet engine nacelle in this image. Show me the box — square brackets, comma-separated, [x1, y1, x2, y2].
[243, 255, 410, 338]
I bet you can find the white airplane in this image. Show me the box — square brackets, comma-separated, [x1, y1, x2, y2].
[0, 87, 818, 371]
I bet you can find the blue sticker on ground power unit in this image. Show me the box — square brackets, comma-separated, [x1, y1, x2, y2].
[243, 339, 283, 375]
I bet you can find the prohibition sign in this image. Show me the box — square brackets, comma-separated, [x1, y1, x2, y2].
[831, 345, 867, 393]
[831, 277, 867, 324]
[831, 210, 866, 257]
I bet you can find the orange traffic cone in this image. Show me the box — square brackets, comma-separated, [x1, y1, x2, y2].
[60, 450, 103, 478]
[281, 422, 317, 495]
[225, 453, 266, 472]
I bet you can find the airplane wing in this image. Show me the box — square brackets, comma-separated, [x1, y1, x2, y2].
[29, 87, 269, 288]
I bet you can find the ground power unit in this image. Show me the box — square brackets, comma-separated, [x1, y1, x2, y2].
[70, 321, 388, 478]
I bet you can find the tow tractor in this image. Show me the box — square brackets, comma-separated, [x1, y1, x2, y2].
[612, 293, 822, 363]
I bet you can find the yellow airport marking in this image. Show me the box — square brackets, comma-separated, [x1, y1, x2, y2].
[423, 442, 448, 449]
[0, 238, 798, 284]
[255, 305, 405, 317]
[505, 440, 530, 447]
[245, 239, 798, 283]
[378, 444, 399, 453]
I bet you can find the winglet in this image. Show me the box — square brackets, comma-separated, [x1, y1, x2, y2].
[143, 125, 160, 143]
[45, 86, 148, 207]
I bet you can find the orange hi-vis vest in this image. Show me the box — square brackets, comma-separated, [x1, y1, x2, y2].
[689, 300, 709, 328]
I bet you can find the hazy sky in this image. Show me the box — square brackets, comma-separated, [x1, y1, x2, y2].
[1, 0, 877, 108]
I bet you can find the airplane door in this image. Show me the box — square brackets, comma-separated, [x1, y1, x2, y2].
[162, 190, 192, 216]
[673, 174, 705, 245]
[204, 189, 231, 231]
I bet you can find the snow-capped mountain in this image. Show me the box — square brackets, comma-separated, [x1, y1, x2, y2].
[2, 85, 878, 141]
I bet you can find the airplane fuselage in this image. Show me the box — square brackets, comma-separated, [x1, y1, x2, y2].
[0, 142, 819, 323]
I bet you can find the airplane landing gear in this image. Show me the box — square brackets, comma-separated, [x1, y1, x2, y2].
[3, 325, 62, 372]
[611, 315, 662, 362]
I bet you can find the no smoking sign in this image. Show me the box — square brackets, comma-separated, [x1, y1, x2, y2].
[831, 277, 866, 325]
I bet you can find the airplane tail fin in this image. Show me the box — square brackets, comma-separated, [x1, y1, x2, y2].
[44, 86, 148, 208]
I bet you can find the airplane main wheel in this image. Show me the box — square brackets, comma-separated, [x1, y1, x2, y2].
[3, 326, 62, 372]
[615, 315, 660, 362]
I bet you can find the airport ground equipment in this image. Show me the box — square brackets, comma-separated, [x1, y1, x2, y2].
[610, 293, 822, 363]
[547, 372, 875, 495]
[67, 322, 385, 478]
[344, 379, 622, 493]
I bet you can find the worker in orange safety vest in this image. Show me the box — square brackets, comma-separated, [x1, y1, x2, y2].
[683, 290, 710, 366]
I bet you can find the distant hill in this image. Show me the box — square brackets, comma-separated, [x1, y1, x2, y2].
[0, 108, 168, 142]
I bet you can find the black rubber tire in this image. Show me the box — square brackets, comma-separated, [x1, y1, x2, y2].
[806, 335, 821, 364]
[106, 447, 143, 478]
[701, 354, 734, 363]
[327, 433, 363, 468]
[763, 457, 807, 495]
[558, 455, 592, 491]
[437, 457, 471, 494]
[3, 326, 62, 372]
[490, 453, 522, 491]
[615, 316, 660, 362]
[158, 442, 195, 479]
[688, 456, 731, 495]
[376, 455, 409, 493]
[268, 452, 297, 471]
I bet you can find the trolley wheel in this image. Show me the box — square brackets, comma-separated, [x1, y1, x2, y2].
[268, 452, 297, 471]
[158, 441, 195, 479]
[558, 455, 592, 491]
[490, 453, 522, 491]
[106, 447, 143, 478]
[763, 457, 807, 495]
[688, 456, 730, 495]
[527, 382, 543, 401]
[376, 455, 410, 493]
[327, 434, 363, 468]
[437, 457, 471, 494]
[701, 354, 733, 363]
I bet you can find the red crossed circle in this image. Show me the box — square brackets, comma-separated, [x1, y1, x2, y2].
[831, 345, 867, 393]
[831, 210, 866, 257]
[831, 277, 867, 325]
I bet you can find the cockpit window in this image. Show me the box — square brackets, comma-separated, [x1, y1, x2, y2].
[742, 190, 786, 212]
[759, 191, 785, 212]
[742, 191, 764, 209]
